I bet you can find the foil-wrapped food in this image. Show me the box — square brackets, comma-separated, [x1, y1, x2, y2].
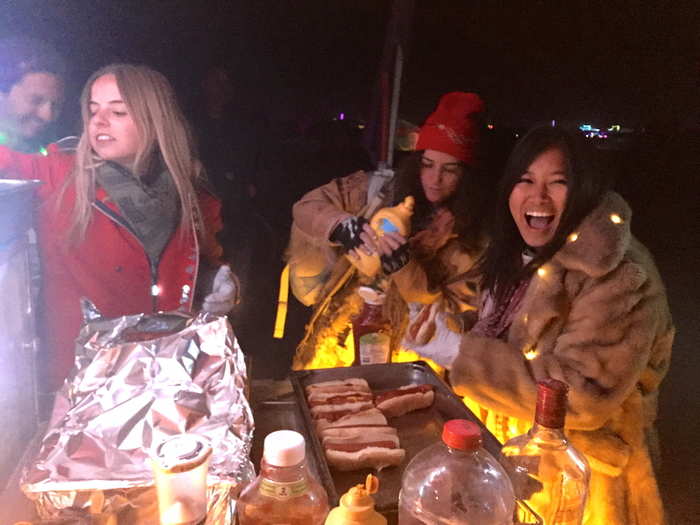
[20, 311, 255, 524]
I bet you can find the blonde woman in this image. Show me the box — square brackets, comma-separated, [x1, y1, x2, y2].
[0, 64, 237, 390]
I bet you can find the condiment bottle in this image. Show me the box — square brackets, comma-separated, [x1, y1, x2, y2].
[150, 433, 212, 525]
[237, 430, 329, 525]
[352, 287, 391, 366]
[370, 195, 414, 237]
[324, 474, 386, 525]
[347, 196, 414, 277]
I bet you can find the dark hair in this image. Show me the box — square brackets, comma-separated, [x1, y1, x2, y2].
[393, 150, 488, 254]
[0, 37, 66, 92]
[478, 125, 610, 303]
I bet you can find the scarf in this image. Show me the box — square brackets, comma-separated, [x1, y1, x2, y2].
[471, 251, 535, 339]
[95, 161, 180, 268]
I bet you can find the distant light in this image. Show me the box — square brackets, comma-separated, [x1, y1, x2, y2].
[357, 124, 365, 129]
[610, 213, 623, 224]
[537, 267, 547, 278]
[515, 133, 520, 138]
[39, 146, 48, 156]
[151, 284, 161, 296]
[580, 124, 593, 131]
[568, 232, 579, 243]
[524, 347, 539, 360]
[487, 123, 494, 130]
[608, 125, 621, 132]
[551, 120, 556, 127]
[339, 112, 345, 121]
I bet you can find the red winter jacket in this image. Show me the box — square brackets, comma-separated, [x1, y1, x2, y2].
[0, 145, 223, 390]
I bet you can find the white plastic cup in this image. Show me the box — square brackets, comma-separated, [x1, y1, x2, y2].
[150, 434, 212, 525]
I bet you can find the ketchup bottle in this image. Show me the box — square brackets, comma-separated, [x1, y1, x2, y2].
[352, 287, 392, 366]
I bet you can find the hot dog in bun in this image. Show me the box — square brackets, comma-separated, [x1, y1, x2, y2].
[375, 384, 435, 418]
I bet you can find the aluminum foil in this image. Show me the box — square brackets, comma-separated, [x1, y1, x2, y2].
[20, 311, 255, 524]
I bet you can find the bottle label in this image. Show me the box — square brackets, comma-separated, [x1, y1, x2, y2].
[378, 217, 399, 233]
[259, 478, 308, 501]
[359, 332, 391, 364]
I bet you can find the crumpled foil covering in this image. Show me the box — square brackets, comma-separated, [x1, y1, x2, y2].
[20, 311, 255, 524]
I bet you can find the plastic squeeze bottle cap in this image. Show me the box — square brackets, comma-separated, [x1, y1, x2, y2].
[442, 419, 482, 451]
[263, 430, 306, 466]
[325, 474, 387, 525]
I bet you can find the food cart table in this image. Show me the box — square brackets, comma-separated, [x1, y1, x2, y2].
[0, 378, 398, 524]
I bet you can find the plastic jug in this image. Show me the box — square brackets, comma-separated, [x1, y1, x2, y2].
[399, 420, 515, 524]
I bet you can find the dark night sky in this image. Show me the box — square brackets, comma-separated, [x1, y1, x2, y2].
[2, 0, 698, 131]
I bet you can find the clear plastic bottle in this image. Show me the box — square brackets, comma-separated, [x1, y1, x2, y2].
[501, 379, 590, 525]
[398, 419, 515, 525]
[237, 430, 329, 525]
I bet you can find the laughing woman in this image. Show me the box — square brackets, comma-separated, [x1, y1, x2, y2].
[449, 126, 673, 524]
[0, 64, 238, 390]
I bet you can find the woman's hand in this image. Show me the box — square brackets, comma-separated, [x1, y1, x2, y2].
[330, 217, 380, 256]
[377, 232, 409, 274]
[202, 265, 240, 314]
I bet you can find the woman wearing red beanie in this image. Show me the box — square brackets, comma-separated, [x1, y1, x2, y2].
[288, 92, 489, 369]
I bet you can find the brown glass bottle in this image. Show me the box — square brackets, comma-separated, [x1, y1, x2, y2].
[352, 287, 392, 365]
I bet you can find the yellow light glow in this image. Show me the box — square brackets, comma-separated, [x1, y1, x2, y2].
[300, 325, 446, 377]
[537, 267, 547, 278]
[568, 232, 579, 242]
[610, 213, 623, 224]
[524, 347, 539, 360]
[391, 347, 445, 376]
[523, 313, 529, 324]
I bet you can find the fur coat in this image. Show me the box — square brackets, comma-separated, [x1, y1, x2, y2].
[288, 170, 479, 368]
[450, 192, 674, 524]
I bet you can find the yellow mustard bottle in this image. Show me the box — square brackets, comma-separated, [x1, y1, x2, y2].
[324, 474, 386, 525]
[370, 195, 415, 237]
[349, 196, 415, 277]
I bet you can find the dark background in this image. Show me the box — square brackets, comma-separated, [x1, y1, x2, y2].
[2, 1, 699, 523]
[3, 0, 698, 130]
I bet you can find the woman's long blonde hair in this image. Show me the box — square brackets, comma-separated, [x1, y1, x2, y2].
[65, 63, 203, 241]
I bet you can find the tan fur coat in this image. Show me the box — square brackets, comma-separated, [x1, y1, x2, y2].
[288, 171, 479, 368]
[451, 192, 674, 524]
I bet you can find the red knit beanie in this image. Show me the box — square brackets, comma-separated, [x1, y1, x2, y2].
[415, 92, 485, 165]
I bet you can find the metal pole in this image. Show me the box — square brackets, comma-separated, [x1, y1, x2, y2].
[387, 44, 404, 168]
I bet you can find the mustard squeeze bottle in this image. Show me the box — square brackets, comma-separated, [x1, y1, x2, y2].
[349, 196, 414, 277]
[324, 474, 386, 525]
[370, 196, 414, 237]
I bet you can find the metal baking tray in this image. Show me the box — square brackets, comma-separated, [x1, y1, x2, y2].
[289, 361, 507, 517]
